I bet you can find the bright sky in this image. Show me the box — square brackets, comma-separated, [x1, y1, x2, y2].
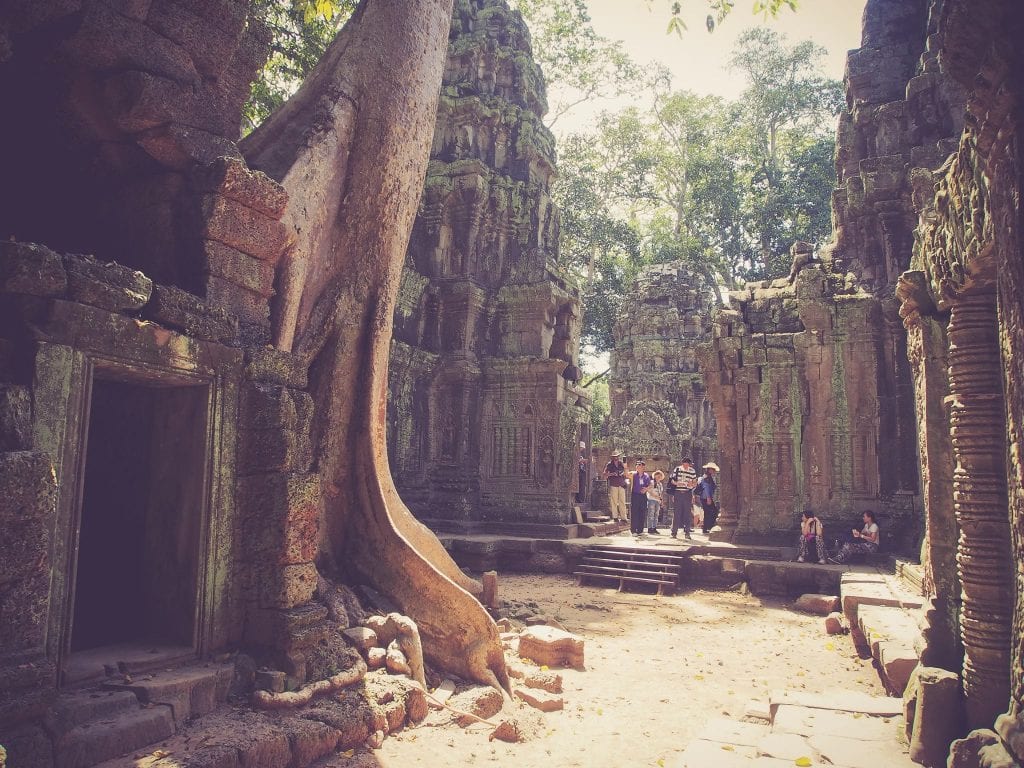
[553, 0, 868, 139]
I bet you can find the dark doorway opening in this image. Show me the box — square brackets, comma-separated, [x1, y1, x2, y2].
[68, 373, 209, 670]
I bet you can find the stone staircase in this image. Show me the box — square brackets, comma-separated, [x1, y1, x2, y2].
[43, 661, 234, 768]
[574, 544, 686, 595]
[677, 689, 917, 767]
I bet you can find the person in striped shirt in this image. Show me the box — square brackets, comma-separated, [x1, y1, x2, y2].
[668, 457, 698, 539]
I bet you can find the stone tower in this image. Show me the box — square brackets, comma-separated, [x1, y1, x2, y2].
[608, 262, 716, 468]
[387, 0, 590, 526]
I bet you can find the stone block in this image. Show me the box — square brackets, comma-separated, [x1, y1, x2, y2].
[55, 704, 175, 768]
[200, 193, 289, 263]
[343, 627, 378, 651]
[244, 347, 309, 388]
[204, 275, 270, 326]
[905, 666, 964, 767]
[258, 563, 318, 609]
[237, 425, 311, 475]
[772, 705, 897, 741]
[0, 384, 32, 450]
[1, 724, 54, 768]
[385, 641, 411, 677]
[825, 612, 848, 635]
[0, 241, 66, 297]
[448, 686, 503, 726]
[195, 156, 288, 218]
[949, 729, 1020, 768]
[517, 626, 585, 670]
[63, 253, 152, 312]
[794, 593, 840, 615]
[103, 663, 233, 728]
[244, 604, 329, 650]
[523, 670, 562, 694]
[878, 642, 918, 695]
[514, 686, 563, 712]
[363, 615, 398, 647]
[203, 240, 277, 297]
[144, 283, 236, 343]
[255, 669, 287, 693]
[276, 716, 340, 767]
[238, 472, 321, 565]
[240, 383, 313, 432]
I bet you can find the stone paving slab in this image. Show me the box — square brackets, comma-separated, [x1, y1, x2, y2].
[675, 738, 757, 767]
[808, 733, 919, 768]
[701, 717, 770, 747]
[756, 731, 815, 761]
[769, 689, 904, 717]
[772, 705, 900, 741]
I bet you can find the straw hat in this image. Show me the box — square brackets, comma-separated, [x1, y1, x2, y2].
[610, 451, 621, 458]
[703, 462, 721, 471]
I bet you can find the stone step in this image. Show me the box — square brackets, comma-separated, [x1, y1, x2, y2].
[856, 605, 920, 659]
[44, 689, 141, 737]
[54, 702, 175, 768]
[101, 661, 234, 728]
[768, 689, 904, 718]
[841, 574, 924, 625]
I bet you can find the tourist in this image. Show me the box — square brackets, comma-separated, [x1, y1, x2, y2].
[604, 452, 627, 522]
[669, 457, 698, 539]
[796, 510, 827, 564]
[630, 460, 652, 536]
[647, 470, 665, 534]
[697, 463, 719, 534]
[830, 510, 880, 564]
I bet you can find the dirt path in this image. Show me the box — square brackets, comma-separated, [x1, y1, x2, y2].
[377, 574, 884, 768]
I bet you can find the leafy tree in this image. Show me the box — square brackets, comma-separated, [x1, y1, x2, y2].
[511, 0, 643, 127]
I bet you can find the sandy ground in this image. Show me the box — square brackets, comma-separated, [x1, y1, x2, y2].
[374, 573, 885, 768]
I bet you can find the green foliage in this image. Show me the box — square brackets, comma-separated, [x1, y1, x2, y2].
[586, 374, 611, 437]
[653, 0, 798, 35]
[511, 0, 643, 126]
[243, 0, 355, 133]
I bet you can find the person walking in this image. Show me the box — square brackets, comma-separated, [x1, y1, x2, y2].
[697, 463, 719, 534]
[630, 460, 652, 536]
[646, 470, 665, 534]
[796, 510, 827, 564]
[669, 457, 698, 539]
[604, 452, 627, 523]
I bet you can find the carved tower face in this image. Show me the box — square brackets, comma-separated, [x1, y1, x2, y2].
[385, 0, 588, 525]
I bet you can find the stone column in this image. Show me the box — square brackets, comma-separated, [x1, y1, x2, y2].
[946, 290, 1014, 728]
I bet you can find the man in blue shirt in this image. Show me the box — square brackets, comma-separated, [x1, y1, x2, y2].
[696, 463, 719, 534]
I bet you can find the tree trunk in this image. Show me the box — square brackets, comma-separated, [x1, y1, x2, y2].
[241, 0, 508, 691]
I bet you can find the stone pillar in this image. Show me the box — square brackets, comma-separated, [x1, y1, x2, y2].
[947, 291, 1014, 728]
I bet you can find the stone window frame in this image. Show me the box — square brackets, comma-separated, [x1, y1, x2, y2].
[33, 338, 239, 684]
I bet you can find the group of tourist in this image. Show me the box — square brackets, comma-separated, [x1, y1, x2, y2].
[796, 509, 880, 564]
[603, 453, 719, 539]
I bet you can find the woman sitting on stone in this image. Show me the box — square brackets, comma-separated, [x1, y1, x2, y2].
[830, 510, 880, 564]
[796, 509, 826, 564]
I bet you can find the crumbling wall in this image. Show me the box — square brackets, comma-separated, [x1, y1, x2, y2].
[385, 0, 590, 526]
[607, 263, 716, 466]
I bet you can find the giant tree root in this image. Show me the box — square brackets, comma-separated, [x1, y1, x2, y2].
[252, 658, 368, 710]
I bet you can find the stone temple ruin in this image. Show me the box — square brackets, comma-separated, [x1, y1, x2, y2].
[700, 0, 1024, 759]
[386, 1, 590, 529]
[1, 0, 1024, 765]
[607, 262, 716, 468]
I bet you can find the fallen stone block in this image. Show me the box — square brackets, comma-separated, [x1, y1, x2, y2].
[343, 626, 378, 650]
[449, 686, 504, 726]
[825, 612, 849, 635]
[524, 670, 562, 694]
[794, 593, 840, 615]
[518, 626, 585, 670]
[363, 615, 397, 647]
[514, 686, 563, 712]
[772, 704, 898, 741]
[905, 666, 963, 767]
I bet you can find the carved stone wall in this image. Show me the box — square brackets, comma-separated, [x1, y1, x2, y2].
[700, 0, 966, 550]
[607, 263, 716, 466]
[386, 0, 589, 525]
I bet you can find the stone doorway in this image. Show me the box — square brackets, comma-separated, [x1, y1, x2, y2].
[64, 370, 212, 684]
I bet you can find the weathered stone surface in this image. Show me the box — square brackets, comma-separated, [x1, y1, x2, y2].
[63, 254, 152, 312]
[794, 593, 841, 615]
[366, 647, 387, 670]
[825, 612, 849, 635]
[448, 686, 504, 726]
[517, 626, 584, 670]
[523, 670, 562, 694]
[904, 666, 964, 767]
[196, 155, 288, 218]
[385, 641, 411, 677]
[608, 262, 716, 468]
[513, 686, 563, 712]
[386, 0, 589, 526]
[343, 627, 378, 651]
[55, 705, 175, 768]
[0, 241, 67, 298]
[143, 284, 236, 343]
[949, 730, 1020, 768]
